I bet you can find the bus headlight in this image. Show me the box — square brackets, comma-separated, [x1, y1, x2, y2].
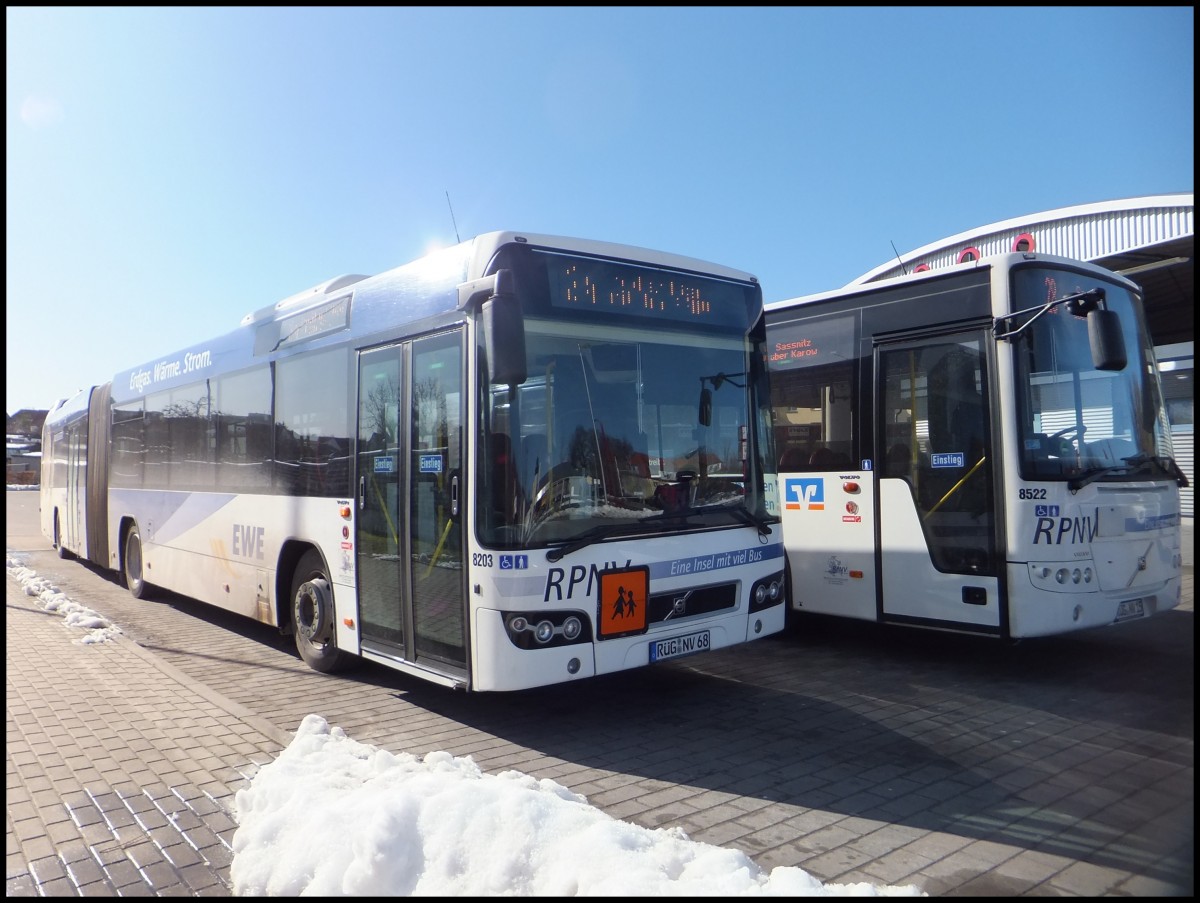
[1028, 561, 1100, 594]
[562, 616, 582, 641]
[502, 610, 593, 649]
[749, 572, 786, 612]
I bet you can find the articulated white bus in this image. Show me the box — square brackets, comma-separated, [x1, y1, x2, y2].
[42, 231, 786, 690]
[765, 251, 1186, 639]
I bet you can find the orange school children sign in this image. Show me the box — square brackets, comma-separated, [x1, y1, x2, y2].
[596, 566, 649, 639]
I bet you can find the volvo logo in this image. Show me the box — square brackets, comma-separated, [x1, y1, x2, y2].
[666, 590, 693, 620]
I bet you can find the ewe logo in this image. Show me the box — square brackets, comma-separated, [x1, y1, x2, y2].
[784, 478, 824, 511]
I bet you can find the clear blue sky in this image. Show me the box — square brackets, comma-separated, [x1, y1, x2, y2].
[6, 6, 1194, 415]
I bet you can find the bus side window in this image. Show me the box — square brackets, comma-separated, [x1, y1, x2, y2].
[885, 443, 911, 478]
[951, 402, 985, 464]
[778, 446, 808, 472]
[809, 447, 836, 469]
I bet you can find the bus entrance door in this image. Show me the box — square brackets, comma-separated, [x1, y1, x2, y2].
[356, 331, 467, 678]
[876, 331, 1001, 632]
[65, 420, 86, 554]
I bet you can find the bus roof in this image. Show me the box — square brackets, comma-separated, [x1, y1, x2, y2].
[765, 250, 1140, 313]
[468, 231, 759, 285]
[109, 231, 760, 406]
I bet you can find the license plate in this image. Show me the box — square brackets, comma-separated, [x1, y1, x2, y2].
[650, 630, 711, 662]
[1115, 598, 1145, 622]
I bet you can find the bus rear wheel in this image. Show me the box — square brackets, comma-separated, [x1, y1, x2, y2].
[123, 526, 152, 599]
[290, 550, 351, 674]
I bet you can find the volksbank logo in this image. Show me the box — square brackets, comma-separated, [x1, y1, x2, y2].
[784, 478, 824, 511]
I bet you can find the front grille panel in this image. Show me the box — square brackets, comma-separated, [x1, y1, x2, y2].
[648, 581, 737, 624]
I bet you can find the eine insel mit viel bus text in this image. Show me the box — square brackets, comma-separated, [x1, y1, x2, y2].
[41, 231, 787, 691]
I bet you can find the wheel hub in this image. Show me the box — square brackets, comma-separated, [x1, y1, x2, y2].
[295, 578, 332, 643]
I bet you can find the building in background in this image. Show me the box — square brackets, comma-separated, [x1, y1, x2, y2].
[6, 409, 47, 485]
[848, 193, 1193, 527]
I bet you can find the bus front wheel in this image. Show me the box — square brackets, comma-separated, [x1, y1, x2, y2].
[123, 527, 152, 599]
[290, 550, 351, 674]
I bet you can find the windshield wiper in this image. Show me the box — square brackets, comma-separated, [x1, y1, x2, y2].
[725, 505, 777, 536]
[545, 503, 778, 562]
[1068, 453, 1189, 492]
[547, 505, 717, 562]
[545, 523, 639, 563]
[1123, 453, 1190, 487]
[645, 502, 774, 534]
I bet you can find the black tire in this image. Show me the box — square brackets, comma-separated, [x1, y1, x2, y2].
[290, 550, 351, 673]
[782, 559, 801, 633]
[123, 526, 152, 599]
[54, 511, 73, 560]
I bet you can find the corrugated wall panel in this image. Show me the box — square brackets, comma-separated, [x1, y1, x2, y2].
[859, 200, 1194, 283]
[1173, 427, 1194, 519]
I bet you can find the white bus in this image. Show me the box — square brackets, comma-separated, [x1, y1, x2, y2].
[41, 231, 786, 691]
[765, 251, 1186, 639]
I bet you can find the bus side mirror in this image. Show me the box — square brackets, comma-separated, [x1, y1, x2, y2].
[699, 387, 712, 426]
[483, 270, 527, 386]
[1088, 308, 1126, 371]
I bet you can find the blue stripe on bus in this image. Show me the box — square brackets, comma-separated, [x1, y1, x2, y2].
[490, 542, 785, 600]
[1124, 513, 1180, 532]
[647, 542, 784, 579]
[110, 490, 238, 546]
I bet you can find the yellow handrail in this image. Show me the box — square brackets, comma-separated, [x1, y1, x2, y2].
[923, 456, 986, 520]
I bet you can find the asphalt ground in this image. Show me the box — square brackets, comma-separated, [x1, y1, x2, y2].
[6, 488, 1194, 896]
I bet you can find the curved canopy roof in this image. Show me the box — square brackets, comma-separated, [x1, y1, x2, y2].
[851, 194, 1193, 347]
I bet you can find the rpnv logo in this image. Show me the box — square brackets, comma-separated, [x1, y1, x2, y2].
[784, 478, 824, 511]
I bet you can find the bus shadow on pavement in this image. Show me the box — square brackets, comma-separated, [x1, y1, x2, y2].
[385, 609, 1191, 887]
[21, 545, 1191, 890]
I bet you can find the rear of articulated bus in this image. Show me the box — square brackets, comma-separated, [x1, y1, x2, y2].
[466, 233, 787, 690]
[41, 389, 90, 557]
[40, 386, 106, 561]
[997, 255, 1186, 636]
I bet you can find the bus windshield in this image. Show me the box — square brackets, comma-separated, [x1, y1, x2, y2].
[1013, 266, 1176, 483]
[481, 319, 762, 547]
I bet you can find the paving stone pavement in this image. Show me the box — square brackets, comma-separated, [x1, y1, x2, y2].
[5, 490, 1194, 896]
[6, 573, 291, 896]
